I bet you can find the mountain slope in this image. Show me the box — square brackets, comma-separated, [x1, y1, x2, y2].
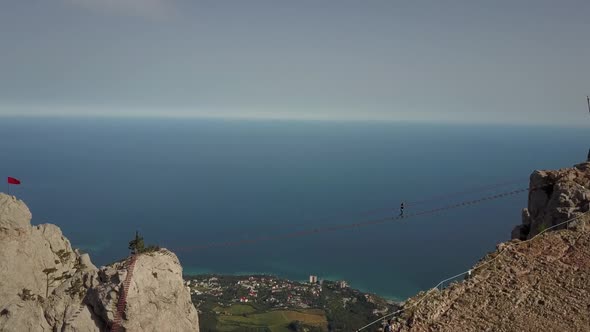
[390, 163, 590, 332]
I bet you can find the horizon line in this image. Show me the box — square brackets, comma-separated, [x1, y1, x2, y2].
[0, 113, 588, 129]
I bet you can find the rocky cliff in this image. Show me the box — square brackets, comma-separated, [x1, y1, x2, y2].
[389, 163, 590, 332]
[513, 162, 590, 240]
[0, 193, 199, 332]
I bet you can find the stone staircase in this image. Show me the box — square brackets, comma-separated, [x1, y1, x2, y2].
[159, 249, 180, 264]
[64, 302, 87, 326]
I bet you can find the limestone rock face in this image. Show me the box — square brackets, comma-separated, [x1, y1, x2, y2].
[0, 194, 81, 312]
[0, 194, 31, 233]
[89, 251, 200, 332]
[0, 193, 199, 332]
[394, 226, 590, 332]
[512, 162, 590, 240]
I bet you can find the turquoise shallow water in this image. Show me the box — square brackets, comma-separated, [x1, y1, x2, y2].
[0, 117, 587, 300]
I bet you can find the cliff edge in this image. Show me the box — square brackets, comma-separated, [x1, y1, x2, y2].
[390, 163, 590, 332]
[0, 193, 199, 332]
[513, 162, 590, 240]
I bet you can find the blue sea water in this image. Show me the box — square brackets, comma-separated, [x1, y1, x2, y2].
[0, 117, 587, 300]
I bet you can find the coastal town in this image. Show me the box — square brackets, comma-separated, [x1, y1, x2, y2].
[186, 275, 351, 309]
[185, 274, 398, 331]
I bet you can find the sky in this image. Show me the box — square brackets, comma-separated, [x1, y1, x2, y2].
[0, 0, 589, 125]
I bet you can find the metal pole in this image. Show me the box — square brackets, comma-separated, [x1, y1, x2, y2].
[586, 96, 590, 162]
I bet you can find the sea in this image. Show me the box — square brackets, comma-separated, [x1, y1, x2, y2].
[0, 117, 587, 300]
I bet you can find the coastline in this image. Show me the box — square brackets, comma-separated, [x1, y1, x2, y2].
[183, 270, 405, 303]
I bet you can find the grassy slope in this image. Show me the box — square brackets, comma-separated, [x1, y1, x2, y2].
[215, 307, 327, 332]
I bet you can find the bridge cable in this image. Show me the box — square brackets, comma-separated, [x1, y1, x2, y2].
[173, 185, 543, 252]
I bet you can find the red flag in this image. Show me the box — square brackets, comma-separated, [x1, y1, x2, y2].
[7, 177, 21, 185]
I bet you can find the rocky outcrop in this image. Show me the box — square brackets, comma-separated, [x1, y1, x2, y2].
[0, 193, 199, 332]
[390, 164, 590, 332]
[512, 162, 590, 240]
[88, 251, 199, 331]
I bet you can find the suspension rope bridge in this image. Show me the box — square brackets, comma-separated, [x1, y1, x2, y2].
[404, 178, 524, 207]
[214, 177, 528, 237]
[173, 183, 545, 252]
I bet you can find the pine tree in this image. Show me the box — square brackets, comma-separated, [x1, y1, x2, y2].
[42, 268, 58, 298]
[128, 231, 145, 254]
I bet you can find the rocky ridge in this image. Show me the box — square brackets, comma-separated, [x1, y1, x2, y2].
[513, 162, 590, 240]
[390, 163, 590, 332]
[0, 193, 199, 332]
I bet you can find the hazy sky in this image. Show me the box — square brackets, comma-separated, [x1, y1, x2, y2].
[1, 1, 589, 125]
